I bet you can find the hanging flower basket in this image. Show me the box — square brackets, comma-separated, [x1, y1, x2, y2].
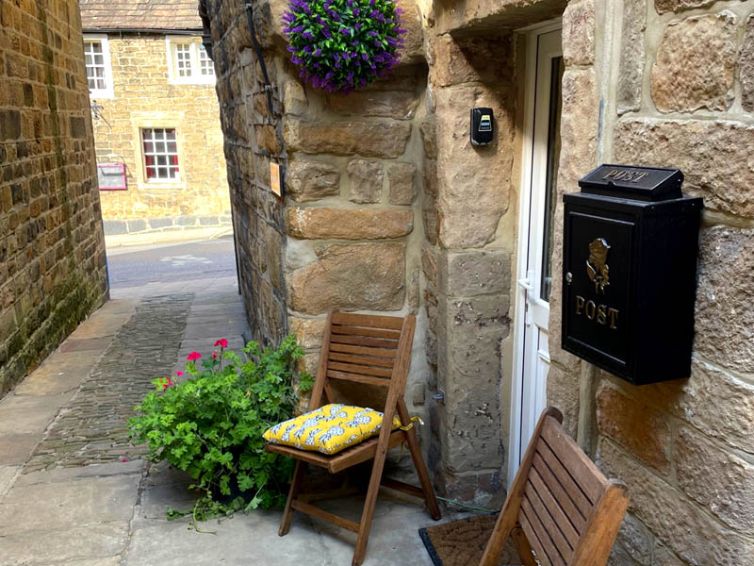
[283, 0, 406, 93]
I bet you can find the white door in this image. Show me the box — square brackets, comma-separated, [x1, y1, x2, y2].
[509, 25, 563, 480]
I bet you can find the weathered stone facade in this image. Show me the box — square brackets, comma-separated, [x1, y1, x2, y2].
[0, 0, 109, 398]
[80, 4, 231, 236]
[205, 0, 754, 562]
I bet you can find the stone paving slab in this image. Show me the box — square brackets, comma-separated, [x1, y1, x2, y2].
[0, 432, 39, 465]
[0, 522, 130, 566]
[0, 465, 19, 497]
[0, 393, 75, 435]
[0, 473, 142, 535]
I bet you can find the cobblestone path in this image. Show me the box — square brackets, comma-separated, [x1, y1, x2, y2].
[25, 294, 193, 472]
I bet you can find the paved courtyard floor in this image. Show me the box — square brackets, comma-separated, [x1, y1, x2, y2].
[0, 239, 448, 565]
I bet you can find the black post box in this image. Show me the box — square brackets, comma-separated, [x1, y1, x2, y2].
[561, 164, 703, 385]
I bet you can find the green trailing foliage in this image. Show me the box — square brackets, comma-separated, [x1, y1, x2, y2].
[129, 335, 313, 521]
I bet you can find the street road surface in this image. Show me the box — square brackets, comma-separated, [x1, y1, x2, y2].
[106, 237, 237, 288]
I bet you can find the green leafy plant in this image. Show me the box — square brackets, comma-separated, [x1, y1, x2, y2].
[283, 0, 405, 92]
[129, 336, 312, 522]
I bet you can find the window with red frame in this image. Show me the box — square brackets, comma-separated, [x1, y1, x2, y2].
[142, 128, 179, 180]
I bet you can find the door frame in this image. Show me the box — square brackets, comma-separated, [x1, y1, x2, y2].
[508, 18, 562, 484]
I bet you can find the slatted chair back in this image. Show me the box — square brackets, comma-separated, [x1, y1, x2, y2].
[307, 311, 414, 418]
[480, 408, 628, 566]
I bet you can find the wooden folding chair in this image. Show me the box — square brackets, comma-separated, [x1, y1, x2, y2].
[267, 311, 441, 566]
[480, 408, 628, 566]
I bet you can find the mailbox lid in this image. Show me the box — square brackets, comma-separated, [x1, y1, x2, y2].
[579, 164, 683, 202]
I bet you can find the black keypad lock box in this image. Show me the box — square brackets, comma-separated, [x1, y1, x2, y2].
[562, 164, 703, 385]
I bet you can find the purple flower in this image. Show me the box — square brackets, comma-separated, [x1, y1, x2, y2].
[302, 31, 314, 40]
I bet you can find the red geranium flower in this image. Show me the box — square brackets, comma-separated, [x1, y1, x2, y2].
[176, 370, 184, 377]
[186, 351, 202, 361]
[212, 351, 218, 360]
[214, 338, 229, 349]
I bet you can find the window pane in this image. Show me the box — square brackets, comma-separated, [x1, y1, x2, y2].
[141, 128, 179, 180]
[539, 56, 564, 302]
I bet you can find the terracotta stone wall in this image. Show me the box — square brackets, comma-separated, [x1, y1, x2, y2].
[0, 0, 109, 398]
[90, 34, 230, 234]
[547, 1, 754, 564]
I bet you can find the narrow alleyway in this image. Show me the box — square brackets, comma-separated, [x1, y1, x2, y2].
[0, 239, 440, 565]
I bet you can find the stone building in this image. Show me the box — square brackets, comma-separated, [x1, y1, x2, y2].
[201, 0, 754, 563]
[79, 0, 231, 237]
[0, 0, 109, 398]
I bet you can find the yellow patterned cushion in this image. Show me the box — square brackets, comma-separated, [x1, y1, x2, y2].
[263, 404, 401, 455]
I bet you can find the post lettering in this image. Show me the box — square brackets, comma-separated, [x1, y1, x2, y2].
[576, 295, 585, 315]
[608, 308, 619, 330]
[597, 304, 607, 325]
[585, 300, 596, 320]
[574, 296, 619, 330]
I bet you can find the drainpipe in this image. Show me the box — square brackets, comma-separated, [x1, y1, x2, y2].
[243, 0, 276, 116]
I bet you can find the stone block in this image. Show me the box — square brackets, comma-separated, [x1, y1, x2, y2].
[285, 160, 340, 202]
[597, 439, 754, 565]
[651, 12, 736, 113]
[347, 159, 384, 204]
[741, 15, 754, 112]
[434, 84, 514, 248]
[286, 207, 413, 240]
[558, 67, 598, 195]
[126, 219, 147, 233]
[613, 118, 754, 218]
[387, 162, 416, 205]
[103, 220, 127, 235]
[284, 119, 412, 158]
[289, 243, 406, 314]
[445, 250, 511, 298]
[396, 0, 424, 63]
[0, 110, 21, 140]
[326, 90, 419, 120]
[595, 381, 671, 473]
[289, 317, 326, 350]
[282, 78, 308, 116]
[430, 33, 513, 87]
[613, 512, 654, 566]
[69, 116, 87, 139]
[655, 0, 717, 13]
[617, 0, 646, 114]
[675, 425, 754, 532]
[695, 227, 754, 373]
[546, 365, 579, 438]
[562, 0, 595, 66]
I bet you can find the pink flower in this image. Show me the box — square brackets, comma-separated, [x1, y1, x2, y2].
[186, 351, 202, 361]
[212, 351, 218, 360]
[176, 370, 184, 377]
[214, 338, 229, 349]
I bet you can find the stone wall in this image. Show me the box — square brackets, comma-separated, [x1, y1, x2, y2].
[546, 1, 754, 564]
[204, 1, 754, 557]
[0, 0, 109, 398]
[89, 34, 231, 234]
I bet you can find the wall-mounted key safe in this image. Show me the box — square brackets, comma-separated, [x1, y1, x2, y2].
[470, 107, 494, 146]
[561, 164, 703, 385]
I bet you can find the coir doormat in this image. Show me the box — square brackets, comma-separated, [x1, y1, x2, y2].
[418, 514, 522, 566]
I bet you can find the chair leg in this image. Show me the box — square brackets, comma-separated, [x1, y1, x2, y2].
[512, 526, 538, 566]
[279, 461, 305, 536]
[404, 427, 441, 520]
[352, 451, 389, 565]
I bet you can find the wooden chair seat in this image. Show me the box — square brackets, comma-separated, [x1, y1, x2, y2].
[267, 311, 441, 566]
[266, 428, 407, 474]
[480, 408, 628, 566]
